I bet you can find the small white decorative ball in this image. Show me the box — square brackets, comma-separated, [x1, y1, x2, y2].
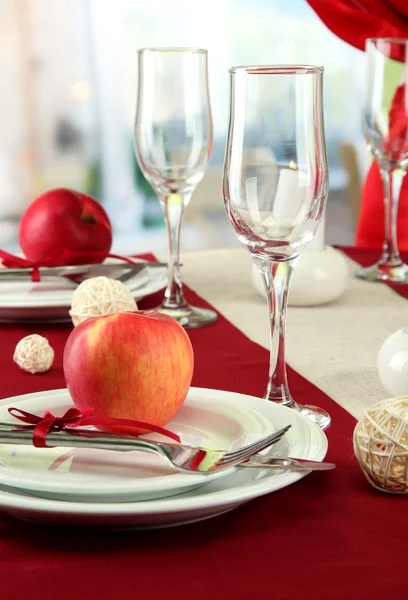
[13, 334, 54, 374]
[354, 396, 408, 494]
[70, 276, 137, 327]
[377, 328, 408, 396]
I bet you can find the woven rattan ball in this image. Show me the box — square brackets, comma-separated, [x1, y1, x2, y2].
[13, 334, 54, 374]
[354, 396, 408, 494]
[70, 276, 137, 326]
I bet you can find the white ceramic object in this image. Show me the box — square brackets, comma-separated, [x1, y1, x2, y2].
[0, 388, 327, 529]
[305, 216, 325, 252]
[377, 328, 408, 396]
[0, 388, 274, 503]
[251, 246, 349, 307]
[0, 261, 167, 323]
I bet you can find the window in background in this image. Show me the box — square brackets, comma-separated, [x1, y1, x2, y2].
[0, 0, 367, 254]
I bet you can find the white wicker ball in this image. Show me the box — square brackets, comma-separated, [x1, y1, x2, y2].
[70, 276, 137, 326]
[354, 396, 408, 494]
[13, 334, 54, 374]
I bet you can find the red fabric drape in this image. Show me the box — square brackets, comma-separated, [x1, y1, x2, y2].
[306, 1, 408, 50]
[307, 1, 408, 250]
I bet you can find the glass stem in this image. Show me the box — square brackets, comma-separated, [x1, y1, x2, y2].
[160, 193, 189, 310]
[379, 167, 405, 266]
[256, 258, 296, 407]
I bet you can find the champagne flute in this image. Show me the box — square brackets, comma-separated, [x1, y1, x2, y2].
[223, 65, 331, 430]
[134, 47, 217, 327]
[357, 38, 408, 283]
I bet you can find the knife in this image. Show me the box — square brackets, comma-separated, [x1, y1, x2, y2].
[241, 456, 335, 471]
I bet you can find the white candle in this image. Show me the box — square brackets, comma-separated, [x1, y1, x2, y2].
[272, 168, 306, 221]
[306, 214, 326, 252]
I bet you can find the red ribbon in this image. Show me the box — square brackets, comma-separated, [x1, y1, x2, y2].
[0, 248, 145, 283]
[8, 407, 181, 448]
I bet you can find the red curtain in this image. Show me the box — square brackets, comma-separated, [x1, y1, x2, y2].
[306, 1, 408, 249]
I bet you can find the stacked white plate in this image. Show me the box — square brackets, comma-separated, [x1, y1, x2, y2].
[0, 387, 327, 529]
[0, 261, 167, 322]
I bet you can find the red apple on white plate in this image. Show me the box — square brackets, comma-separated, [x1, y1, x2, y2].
[63, 311, 194, 432]
[19, 188, 112, 265]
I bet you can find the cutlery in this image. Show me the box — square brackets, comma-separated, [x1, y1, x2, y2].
[0, 261, 168, 285]
[0, 423, 291, 474]
[241, 456, 335, 471]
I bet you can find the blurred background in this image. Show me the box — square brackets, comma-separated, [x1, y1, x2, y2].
[0, 0, 369, 255]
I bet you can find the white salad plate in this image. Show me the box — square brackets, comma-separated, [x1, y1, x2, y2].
[0, 388, 328, 529]
[0, 388, 274, 503]
[0, 260, 167, 322]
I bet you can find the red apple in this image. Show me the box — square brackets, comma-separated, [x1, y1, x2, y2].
[19, 188, 112, 265]
[63, 311, 194, 432]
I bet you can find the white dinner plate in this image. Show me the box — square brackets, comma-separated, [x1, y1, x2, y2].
[0, 260, 167, 322]
[0, 388, 274, 502]
[0, 388, 328, 529]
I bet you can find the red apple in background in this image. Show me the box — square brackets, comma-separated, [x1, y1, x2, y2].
[19, 188, 112, 265]
[63, 311, 194, 431]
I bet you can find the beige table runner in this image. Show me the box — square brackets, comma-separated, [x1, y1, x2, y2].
[176, 247, 408, 419]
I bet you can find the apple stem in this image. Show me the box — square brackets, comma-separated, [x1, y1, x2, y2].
[81, 215, 97, 224]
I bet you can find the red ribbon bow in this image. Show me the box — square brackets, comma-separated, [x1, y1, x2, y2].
[8, 407, 181, 448]
[0, 248, 145, 282]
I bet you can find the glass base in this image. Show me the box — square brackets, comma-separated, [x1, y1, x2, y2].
[265, 392, 331, 431]
[156, 303, 218, 329]
[294, 403, 331, 431]
[355, 261, 408, 284]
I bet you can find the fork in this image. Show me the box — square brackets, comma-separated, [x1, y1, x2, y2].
[0, 424, 291, 474]
[0, 262, 167, 285]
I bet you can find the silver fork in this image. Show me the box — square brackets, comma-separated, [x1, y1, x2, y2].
[0, 424, 291, 474]
[0, 262, 167, 285]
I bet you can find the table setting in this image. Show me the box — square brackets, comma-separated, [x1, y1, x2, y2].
[0, 24, 408, 600]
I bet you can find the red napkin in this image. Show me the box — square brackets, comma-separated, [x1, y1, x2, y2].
[306, 1, 408, 51]
[355, 162, 408, 250]
[307, 1, 408, 250]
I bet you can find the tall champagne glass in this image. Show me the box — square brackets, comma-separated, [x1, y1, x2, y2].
[357, 38, 408, 283]
[223, 65, 331, 430]
[134, 48, 217, 327]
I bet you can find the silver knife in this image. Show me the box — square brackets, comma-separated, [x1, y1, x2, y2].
[241, 456, 335, 471]
[0, 261, 167, 284]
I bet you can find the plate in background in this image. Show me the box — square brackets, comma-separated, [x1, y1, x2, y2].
[0, 260, 167, 322]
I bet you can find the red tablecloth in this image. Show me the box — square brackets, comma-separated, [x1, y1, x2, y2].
[0, 249, 405, 600]
[339, 246, 408, 299]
